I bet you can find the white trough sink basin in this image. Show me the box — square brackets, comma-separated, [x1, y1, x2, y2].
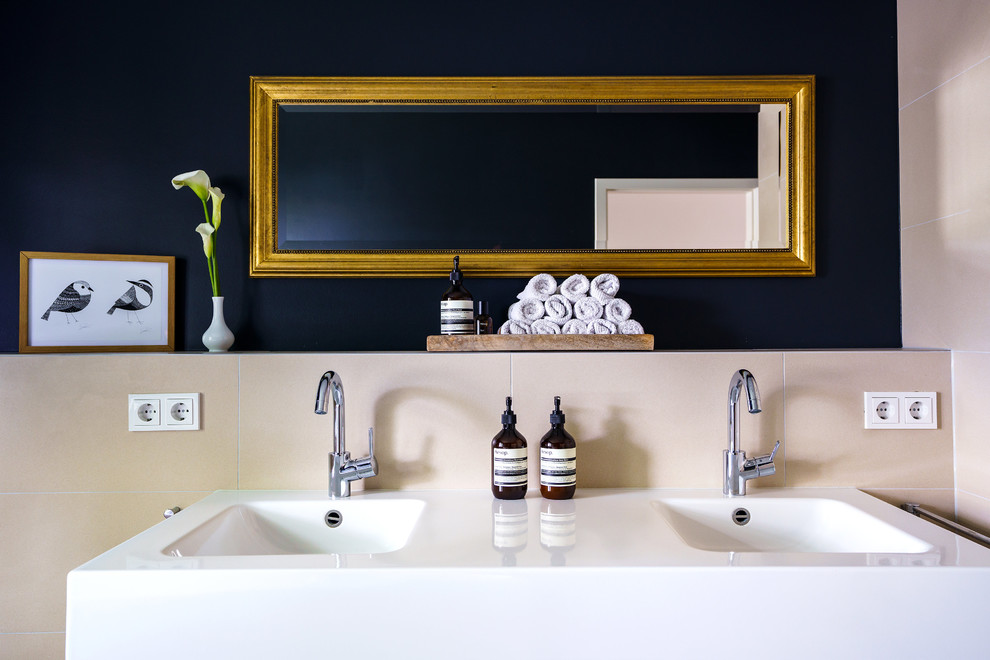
[655, 496, 933, 553]
[164, 498, 425, 557]
[67, 488, 990, 660]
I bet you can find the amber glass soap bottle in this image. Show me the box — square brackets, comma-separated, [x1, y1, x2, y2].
[492, 396, 528, 500]
[440, 256, 474, 335]
[540, 396, 576, 500]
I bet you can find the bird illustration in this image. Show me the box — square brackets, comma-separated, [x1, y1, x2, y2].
[41, 281, 94, 322]
[107, 279, 154, 323]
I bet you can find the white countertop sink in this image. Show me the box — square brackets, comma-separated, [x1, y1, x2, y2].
[655, 494, 934, 554]
[67, 488, 990, 660]
[163, 497, 425, 557]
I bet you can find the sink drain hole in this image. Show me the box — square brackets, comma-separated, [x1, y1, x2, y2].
[325, 510, 343, 528]
[731, 508, 751, 526]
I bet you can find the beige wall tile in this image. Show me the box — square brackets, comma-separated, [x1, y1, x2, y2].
[862, 488, 956, 520]
[901, 207, 990, 350]
[956, 490, 990, 537]
[0, 633, 64, 660]
[0, 492, 210, 634]
[952, 352, 990, 498]
[897, 0, 990, 108]
[239, 353, 511, 490]
[898, 59, 990, 230]
[784, 351, 953, 488]
[511, 352, 784, 489]
[0, 355, 238, 492]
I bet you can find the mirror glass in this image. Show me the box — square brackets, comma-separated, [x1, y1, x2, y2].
[250, 77, 814, 277]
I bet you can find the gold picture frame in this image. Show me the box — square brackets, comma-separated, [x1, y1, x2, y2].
[250, 76, 815, 278]
[19, 252, 176, 353]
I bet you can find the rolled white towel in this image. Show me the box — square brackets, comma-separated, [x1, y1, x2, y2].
[561, 319, 588, 334]
[509, 298, 545, 322]
[604, 298, 632, 323]
[590, 273, 620, 303]
[544, 294, 573, 324]
[618, 319, 644, 335]
[588, 318, 618, 334]
[516, 273, 557, 301]
[531, 318, 562, 334]
[558, 274, 590, 302]
[499, 319, 532, 334]
[572, 296, 603, 322]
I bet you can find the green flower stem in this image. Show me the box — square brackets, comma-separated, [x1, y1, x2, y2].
[201, 198, 220, 297]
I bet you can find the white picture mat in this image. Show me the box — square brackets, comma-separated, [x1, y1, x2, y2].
[27, 258, 170, 347]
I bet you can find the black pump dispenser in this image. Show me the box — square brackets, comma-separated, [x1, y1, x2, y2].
[501, 397, 517, 425]
[492, 395, 528, 500]
[449, 256, 463, 283]
[549, 397, 565, 425]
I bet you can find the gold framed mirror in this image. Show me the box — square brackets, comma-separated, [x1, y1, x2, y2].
[250, 76, 814, 277]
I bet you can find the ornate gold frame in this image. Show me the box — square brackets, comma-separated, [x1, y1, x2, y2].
[250, 76, 814, 277]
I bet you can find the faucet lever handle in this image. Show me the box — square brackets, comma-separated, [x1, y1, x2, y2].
[367, 427, 375, 458]
[747, 440, 780, 468]
[769, 439, 780, 461]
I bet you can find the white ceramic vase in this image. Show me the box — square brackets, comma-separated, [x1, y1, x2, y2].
[202, 296, 234, 352]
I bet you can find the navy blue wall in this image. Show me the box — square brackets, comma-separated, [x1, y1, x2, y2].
[0, 0, 900, 351]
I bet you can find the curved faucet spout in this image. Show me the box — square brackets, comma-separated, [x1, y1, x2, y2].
[727, 369, 761, 454]
[316, 371, 345, 454]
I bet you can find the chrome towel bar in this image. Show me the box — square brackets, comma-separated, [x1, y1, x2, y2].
[902, 503, 990, 548]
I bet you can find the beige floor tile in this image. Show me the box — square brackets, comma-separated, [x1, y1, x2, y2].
[239, 353, 511, 490]
[0, 355, 238, 492]
[0, 492, 210, 634]
[784, 351, 953, 488]
[511, 352, 784, 489]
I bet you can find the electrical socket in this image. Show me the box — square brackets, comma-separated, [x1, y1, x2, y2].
[164, 394, 200, 428]
[130, 398, 161, 428]
[129, 393, 200, 431]
[864, 392, 937, 429]
[905, 395, 936, 427]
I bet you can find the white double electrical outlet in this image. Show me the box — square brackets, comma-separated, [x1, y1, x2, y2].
[864, 392, 937, 429]
[129, 393, 200, 431]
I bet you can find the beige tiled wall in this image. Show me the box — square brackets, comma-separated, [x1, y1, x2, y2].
[0, 350, 954, 658]
[898, 0, 990, 530]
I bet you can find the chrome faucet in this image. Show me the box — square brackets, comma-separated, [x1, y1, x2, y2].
[723, 369, 779, 496]
[315, 371, 378, 498]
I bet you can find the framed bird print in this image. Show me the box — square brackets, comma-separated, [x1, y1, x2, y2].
[19, 252, 175, 353]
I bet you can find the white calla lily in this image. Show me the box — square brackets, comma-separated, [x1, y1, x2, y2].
[195, 223, 215, 257]
[175, 169, 223, 297]
[171, 170, 212, 201]
[209, 186, 224, 229]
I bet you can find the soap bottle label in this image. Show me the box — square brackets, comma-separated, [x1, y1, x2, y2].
[440, 300, 475, 335]
[540, 447, 576, 486]
[493, 447, 528, 486]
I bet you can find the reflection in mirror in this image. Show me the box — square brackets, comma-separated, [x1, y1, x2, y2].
[249, 77, 814, 277]
[278, 104, 757, 251]
[596, 179, 762, 250]
[595, 104, 787, 250]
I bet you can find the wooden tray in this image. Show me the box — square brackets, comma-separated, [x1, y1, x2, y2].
[426, 334, 654, 352]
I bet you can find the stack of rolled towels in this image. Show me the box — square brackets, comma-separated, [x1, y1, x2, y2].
[499, 273, 646, 335]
